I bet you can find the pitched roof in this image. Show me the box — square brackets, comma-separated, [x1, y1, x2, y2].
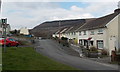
[54, 27, 68, 34]
[66, 18, 96, 33]
[54, 18, 96, 34]
[77, 9, 120, 31]
[36, 19, 87, 29]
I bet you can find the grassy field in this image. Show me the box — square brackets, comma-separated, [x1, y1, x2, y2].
[0, 47, 2, 71]
[2, 47, 79, 70]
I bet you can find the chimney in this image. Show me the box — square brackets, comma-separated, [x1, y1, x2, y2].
[114, 1, 120, 14]
[114, 9, 120, 14]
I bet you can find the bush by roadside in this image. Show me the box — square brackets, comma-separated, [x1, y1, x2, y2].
[52, 37, 69, 47]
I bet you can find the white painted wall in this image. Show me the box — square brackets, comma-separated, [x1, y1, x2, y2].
[78, 31, 89, 40]
[118, 14, 120, 53]
[65, 32, 77, 39]
[106, 14, 119, 55]
[52, 14, 119, 56]
[77, 28, 108, 50]
[20, 27, 29, 35]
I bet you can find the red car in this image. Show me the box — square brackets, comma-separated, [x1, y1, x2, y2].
[0, 37, 19, 47]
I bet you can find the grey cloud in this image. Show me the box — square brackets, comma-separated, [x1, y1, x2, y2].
[2, 2, 117, 30]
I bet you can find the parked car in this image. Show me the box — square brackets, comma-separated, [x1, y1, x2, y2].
[0, 37, 19, 47]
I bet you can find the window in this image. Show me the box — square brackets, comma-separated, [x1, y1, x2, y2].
[90, 31, 94, 35]
[9, 38, 15, 41]
[73, 32, 76, 35]
[83, 31, 86, 35]
[79, 31, 81, 36]
[71, 32, 73, 35]
[98, 29, 103, 34]
[97, 40, 104, 49]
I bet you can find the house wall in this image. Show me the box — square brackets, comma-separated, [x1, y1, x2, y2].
[61, 33, 66, 38]
[52, 34, 56, 38]
[53, 33, 63, 39]
[106, 14, 119, 55]
[64, 32, 78, 44]
[65, 32, 77, 39]
[20, 27, 29, 35]
[118, 14, 120, 53]
[77, 28, 108, 50]
[89, 28, 108, 50]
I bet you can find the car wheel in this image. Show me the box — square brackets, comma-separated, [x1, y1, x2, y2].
[16, 44, 19, 47]
[2, 45, 4, 47]
[7, 44, 11, 47]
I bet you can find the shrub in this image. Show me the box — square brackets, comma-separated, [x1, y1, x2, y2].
[59, 37, 69, 47]
[79, 45, 84, 48]
[89, 46, 98, 52]
[101, 49, 107, 55]
[61, 37, 68, 40]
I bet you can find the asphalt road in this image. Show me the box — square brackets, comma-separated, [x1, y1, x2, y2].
[35, 39, 119, 71]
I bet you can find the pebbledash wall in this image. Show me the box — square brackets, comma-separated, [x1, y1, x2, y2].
[75, 14, 120, 55]
[106, 14, 119, 55]
[52, 9, 120, 56]
[64, 15, 119, 56]
[75, 28, 108, 54]
[119, 14, 120, 53]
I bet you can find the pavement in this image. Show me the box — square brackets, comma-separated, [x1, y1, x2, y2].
[70, 44, 119, 65]
[34, 39, 120, 71]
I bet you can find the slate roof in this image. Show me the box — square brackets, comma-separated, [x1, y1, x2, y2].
[77, 9, 120, 31]
[53, 9, 120, 34]
[36, 19, 86, 28]
[54, 27, 68, 34]
[65, 18, 96, 33]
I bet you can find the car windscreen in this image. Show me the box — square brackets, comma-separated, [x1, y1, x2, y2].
[0, 38, 4, 40]
[8, 38, 16, 41]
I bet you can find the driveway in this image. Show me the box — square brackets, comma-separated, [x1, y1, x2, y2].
[35, 39, 119, 71]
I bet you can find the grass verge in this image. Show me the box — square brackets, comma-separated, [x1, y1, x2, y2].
[0, 47, 2, 71]
[2, 47, 78, 70]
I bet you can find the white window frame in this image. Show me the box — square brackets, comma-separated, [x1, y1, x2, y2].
[98, 29, 103, 34]
[73, 32, 76, 35]
[79, 31, 81, 36]
[90, 31, 94, 35]
[97, 40, 104, 49]
[83, 31, 86, 35]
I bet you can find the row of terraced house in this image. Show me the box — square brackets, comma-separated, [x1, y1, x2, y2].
[52, 9, 120, 56]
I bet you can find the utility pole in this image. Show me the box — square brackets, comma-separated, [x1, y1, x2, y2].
[2, 18, 7, 52]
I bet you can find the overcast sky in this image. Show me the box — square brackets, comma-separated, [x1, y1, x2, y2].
[1, 0, 119, 30]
